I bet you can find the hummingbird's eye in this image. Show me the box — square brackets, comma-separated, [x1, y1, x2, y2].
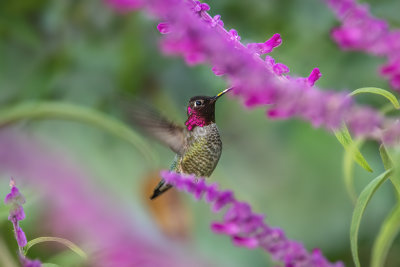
[195, 100, 203, 107]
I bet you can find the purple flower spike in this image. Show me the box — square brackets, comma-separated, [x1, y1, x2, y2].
[326, 0, 400, 90]
[4, 179, 28, 249]
[157, 22, 171, 34]
[15, 226, 27, 247]
[247, 33, 282, 55]
[5, 179, 27, 223]
[161, 171, 343, 267]
[20, 257, 42, 267]
[3, 178, 41, 266]
[113, 0, 400, 142]
[5, 180, 26, 205]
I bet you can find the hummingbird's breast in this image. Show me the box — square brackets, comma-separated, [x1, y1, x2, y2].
[178, 123, 222, 177]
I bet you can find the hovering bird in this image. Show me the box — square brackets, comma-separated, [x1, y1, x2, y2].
[130, 88, 232, 200]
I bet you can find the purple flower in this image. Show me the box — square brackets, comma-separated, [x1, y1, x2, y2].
[157, 22, 171, 34]
[382, 120, 400, 145]
[3, 177, 41, 265]
[5, 179, 27, 223]
[232, 236, 259, 249]
[161, 170, 343, 267]
[212, 191, 234, 212]
[247, 33, 282, 55]
[210, 15, 223, 28]
[5, 181, 27, 248]
[211, 66, 225, 76]
[211, 222, 240, 235]
[265, 56, 290, 76]
[9, 204, 26, 221]
[20, 257, 42, 267]
[326, 0, 400, 90]
[380, 56, 400, 89]
[5, 179, 26, 205]
[15, 226, 27, 247]
[346, 107, 382, 137]
[307, 68, 322, 87]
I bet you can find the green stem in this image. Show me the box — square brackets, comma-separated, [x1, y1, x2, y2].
[0, 101, 157, 164]
[371, 203, 400, 267]
[349, 87, 400, 109]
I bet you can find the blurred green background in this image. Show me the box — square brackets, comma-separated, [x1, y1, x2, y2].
[1, 0, 400, 266]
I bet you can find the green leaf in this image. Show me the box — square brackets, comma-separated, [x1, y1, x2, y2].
[379, 145, 393, 171]
[42, 264, 61, 267]
[350, 87, 400, 109]
[371, 204, 400, 267]
[350, 169, 392, 267]
[391, 153, 400, 196]
[0, 101, 157, 164]
[24, 237, 87, 260]
[334, 124, 373, 172]
[343, 139, 364, 203]
[380, 145, 400, 198]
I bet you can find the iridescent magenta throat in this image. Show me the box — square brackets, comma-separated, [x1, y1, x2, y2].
[185, 106, 207, 131]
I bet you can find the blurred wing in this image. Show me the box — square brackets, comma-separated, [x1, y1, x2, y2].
[126, 103, 186, 155]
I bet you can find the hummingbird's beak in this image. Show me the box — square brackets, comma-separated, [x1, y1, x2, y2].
[212, 87, 233, 101]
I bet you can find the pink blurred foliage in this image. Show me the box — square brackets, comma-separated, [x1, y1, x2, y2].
[105, 0, 400, 142]
[326, 0, 400, 90]
[0, 130, 211, 267]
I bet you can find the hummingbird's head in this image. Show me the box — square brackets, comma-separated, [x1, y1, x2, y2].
[185, 87, 232, 131]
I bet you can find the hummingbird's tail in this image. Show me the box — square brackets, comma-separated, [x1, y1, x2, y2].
[150, 179, 172, 200]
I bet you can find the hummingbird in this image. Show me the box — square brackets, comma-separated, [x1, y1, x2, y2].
[130, 87, 232, 200]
